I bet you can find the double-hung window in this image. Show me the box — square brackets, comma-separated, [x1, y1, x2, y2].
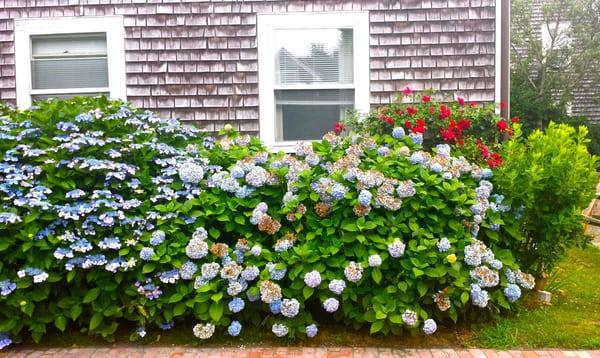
[14, 16, 126, 108]
[258, 12, 369, 151]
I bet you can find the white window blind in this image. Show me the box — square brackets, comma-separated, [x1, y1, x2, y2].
[30, 33, 109, 95]
[273, 28, 355, 142]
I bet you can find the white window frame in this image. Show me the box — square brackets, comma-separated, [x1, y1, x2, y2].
[14, 16, 126, 109]
[257, 12, 370, 152]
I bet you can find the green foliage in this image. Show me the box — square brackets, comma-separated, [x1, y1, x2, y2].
[342, 89, 515, 167]
[510, 74, 600, 156]
[473, 246, 600, 349]
[492, 123, 599, 276]
[0, 97, 530, 346]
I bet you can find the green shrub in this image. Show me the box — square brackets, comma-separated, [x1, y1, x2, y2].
[0, 97, 534, 348]
[492, 123, 599, 278]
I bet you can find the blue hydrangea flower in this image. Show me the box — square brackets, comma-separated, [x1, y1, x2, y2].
[136, 326, 146, 338]
[437, 237, 451, 252]
[306, 324, 318, 338]
[323, 297, 339, 313]
[331, 183, 348, 200]
[358, 190, 372, 206]
[392, 127, 405, 139]
[180, 261, 198, 280]
[470, 284, 489, 307]
[140, 247, 155, 261]
[0, 332, 12, 349]
[160, 321, 175, 330]
[0, 280, 16, 296]
[377, 146, 390, 156]
[422, 319, 437, 334]
[270, 299, 282, 314]
[328, 279, 346, 295]
[228, 297, 245, 313]
[150, 230, 165, 246]
[304, 270, 322, 288]
[272, 323, 289, 337]
[504, 284, 522, 302]
[178, 162, 204, 184]
[388, 239, 406, 258]
[267, 263, 287, 281]
[227, 320, 242, 336]
[409, 132, 423, 145]
[241, 265, 259, 281]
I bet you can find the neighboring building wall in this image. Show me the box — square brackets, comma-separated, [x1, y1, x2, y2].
[0, 0, 499, 133]
[512, 0, 600, 123]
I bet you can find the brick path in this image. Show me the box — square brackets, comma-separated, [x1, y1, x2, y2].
[4, 347, 600, 358]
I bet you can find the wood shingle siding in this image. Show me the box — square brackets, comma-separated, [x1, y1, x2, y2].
[0, 0, 500, 133]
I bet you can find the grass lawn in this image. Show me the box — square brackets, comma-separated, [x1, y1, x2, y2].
[471, 244, 600, 349]
[21, 245, 600, 349]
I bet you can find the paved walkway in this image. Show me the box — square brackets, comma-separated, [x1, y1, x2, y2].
[4, 347, 600, 358]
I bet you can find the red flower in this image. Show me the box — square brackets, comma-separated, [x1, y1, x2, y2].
[412, 119, 426, 134]
[496, 119, 508, 132]
[441, 129, 455, 142]
[500, 101, 506, 110]
[458, 118, 471, 130]
[334, 122, 345, 134]
[406, 107, 418, 116]
[404, 120, 412, 129]
[487, 153, 503, 168]
[395, 109, 404, 116]
[422, 95, 431, 103]
[379, 114, 394, 125]
[511, 116, 519, 123]
[439, 104, 452, 119]
[457, 97, 465, 106]
[476, 139, 490, 159]
[429, 106, 436, 114]
[470, 102, 478, 107]
[402, 87, 412, 95]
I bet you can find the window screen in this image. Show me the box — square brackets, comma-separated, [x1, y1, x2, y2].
[275, 89, 354, 141]
[30, 34, 109, 91]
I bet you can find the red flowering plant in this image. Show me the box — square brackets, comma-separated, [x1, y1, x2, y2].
[340, 88, 518, 168]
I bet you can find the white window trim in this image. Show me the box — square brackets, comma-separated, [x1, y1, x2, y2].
[14, 16, 126, 109]
[494, 0, 502, 110]
[257, 12, 370, 152]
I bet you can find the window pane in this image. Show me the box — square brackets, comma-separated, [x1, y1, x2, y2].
[275, 89, 354, 141]
[30, 34, 109, 90]
[31, 58, 109, 90]
[32, 34, 107, 57]
[275, 29, 353, 85]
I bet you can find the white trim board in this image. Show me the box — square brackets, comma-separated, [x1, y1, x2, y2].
[14, 16, 127, 109]
[494, 0, 502, 111]
[257, 11, 370, 152]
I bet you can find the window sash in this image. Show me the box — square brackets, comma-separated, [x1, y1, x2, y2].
[14, 16, 127, 108]
[257, 12, 370, 152]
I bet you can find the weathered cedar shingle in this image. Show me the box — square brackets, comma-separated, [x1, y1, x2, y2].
[0, 0, 502, 132]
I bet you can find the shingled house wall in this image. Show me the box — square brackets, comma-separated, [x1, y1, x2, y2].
[0, 0, 499, 133]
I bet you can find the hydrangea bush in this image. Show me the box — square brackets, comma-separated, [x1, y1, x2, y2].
[0, 97, 534, 348]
